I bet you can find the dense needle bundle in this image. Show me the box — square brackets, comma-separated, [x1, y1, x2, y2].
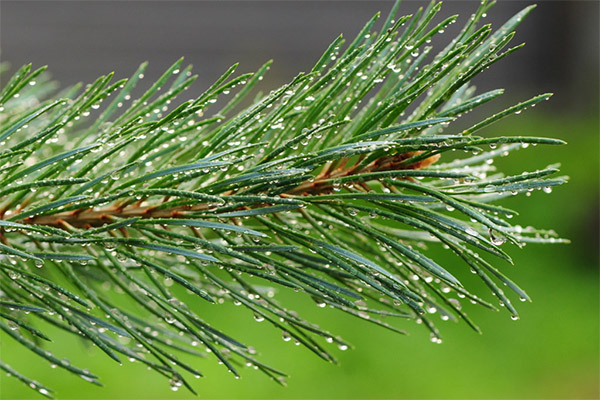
[0, 1, 567, 397]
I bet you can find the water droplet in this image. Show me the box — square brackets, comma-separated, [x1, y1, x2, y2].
[488, 228, 507, 246]
[164, 314, 176, 324]
[430, 333, 443, 344]
[448, 298, 461, 309]
[169, 377, 182, 391]
[8, 271, 20, 279]
[253, 313, 264, 322]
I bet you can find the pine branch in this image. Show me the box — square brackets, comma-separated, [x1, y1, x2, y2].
[0, 1, 568, 397]
[13, 149, 438, 228]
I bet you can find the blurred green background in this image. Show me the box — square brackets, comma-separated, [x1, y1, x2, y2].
[1, 1, 598, 399]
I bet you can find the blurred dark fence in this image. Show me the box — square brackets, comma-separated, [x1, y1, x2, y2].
[2, 1, 598, 116]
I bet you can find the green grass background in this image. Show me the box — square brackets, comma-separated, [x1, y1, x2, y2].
[1, 111, 598, 398]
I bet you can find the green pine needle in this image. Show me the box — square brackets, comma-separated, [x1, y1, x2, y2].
[0, 1, 567, 396]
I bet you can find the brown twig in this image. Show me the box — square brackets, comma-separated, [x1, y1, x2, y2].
[9, 151, 439, 230]
[287, 151, 439, 195]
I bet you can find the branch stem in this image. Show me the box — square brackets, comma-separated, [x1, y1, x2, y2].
[10, 151, 437, 229]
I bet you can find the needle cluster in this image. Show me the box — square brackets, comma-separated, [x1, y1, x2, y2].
[0, 1, 567, 397]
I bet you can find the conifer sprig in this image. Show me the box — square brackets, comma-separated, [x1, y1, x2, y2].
[0, 1, 567, 397]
